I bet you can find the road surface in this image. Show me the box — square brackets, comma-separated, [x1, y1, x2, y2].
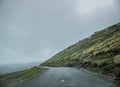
[13, 67, 118, 87]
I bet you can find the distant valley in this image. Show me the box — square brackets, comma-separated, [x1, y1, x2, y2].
[0, 62, 42, 75]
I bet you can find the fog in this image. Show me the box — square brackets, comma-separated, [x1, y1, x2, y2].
[0, 0, 120, 64]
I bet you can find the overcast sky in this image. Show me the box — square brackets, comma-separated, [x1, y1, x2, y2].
[0, 0, 120, 64]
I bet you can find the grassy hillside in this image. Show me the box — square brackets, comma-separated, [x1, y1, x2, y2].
[41, 23, 120, 81]
[0, 67, 47, 87]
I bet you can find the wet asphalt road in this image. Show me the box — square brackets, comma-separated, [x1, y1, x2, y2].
[13, 67, 119, 87]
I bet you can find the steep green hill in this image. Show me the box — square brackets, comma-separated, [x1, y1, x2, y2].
[41, 23, 120, 81]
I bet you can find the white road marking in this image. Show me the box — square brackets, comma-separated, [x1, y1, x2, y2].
[61, 79, 65, 83]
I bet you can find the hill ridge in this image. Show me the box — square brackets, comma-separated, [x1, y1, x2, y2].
[41, 23, 120, 81]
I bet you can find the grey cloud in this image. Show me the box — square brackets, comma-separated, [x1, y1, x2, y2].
[0, 0, 120, 64]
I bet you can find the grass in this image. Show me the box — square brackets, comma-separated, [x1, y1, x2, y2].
[0, 66, 47, 87]
[13, 66, 45, 80]
[41, 23, 120, 82]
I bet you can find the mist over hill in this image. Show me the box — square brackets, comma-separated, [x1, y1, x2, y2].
[0, 62, 42, 75]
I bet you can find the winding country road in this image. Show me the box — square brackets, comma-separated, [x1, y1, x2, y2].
[13, 67, 118, 87]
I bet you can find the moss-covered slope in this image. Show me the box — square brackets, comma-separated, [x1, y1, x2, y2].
[41, 23, 120, 80]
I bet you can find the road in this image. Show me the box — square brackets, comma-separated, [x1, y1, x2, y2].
[13, 67, 118, 87]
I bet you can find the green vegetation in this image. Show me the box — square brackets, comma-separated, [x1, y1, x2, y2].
[0, 67, 47, 87]
[41, 23, 120, 82]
